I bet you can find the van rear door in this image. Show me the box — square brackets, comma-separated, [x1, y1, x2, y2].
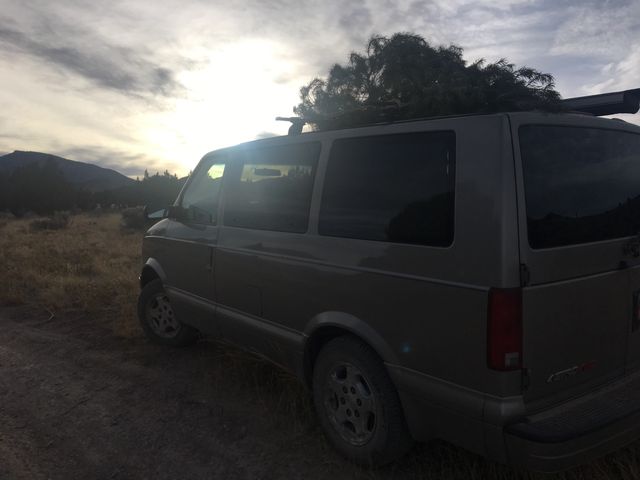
[510, 114, 640, 404]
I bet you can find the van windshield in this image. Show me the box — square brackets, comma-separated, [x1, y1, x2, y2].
[520, 125, 640, 249]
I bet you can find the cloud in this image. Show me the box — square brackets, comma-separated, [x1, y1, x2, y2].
[0, 132, 26, 140]
[54, 146, 183, 178]
[0, 116, 27, 142]
[337, 1, 374, 44]
[0, 12, 186, 100]
[550, 1, 640, 57]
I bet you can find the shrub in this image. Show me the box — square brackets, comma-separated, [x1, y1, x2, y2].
[0, 210, 13, 229]
[29, 211, 71, 231]
[120, 206, 147, 230]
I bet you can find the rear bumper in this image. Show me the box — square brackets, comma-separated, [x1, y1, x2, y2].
[504, 369, 640, 472]
[389, 365, 640, 472]
[505, 409, 640, 472]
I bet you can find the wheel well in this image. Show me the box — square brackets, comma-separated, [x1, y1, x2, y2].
[303, 326, 378, 388]
[139, 266, 160, 289]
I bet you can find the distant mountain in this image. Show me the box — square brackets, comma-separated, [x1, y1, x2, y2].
[0, 151, 135, 192]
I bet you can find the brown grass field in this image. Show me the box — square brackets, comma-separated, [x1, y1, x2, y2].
[0, 213, 140, 337]
[1, 212, 640, 479]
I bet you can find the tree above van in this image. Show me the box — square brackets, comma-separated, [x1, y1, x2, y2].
[293, 33, 563, 131]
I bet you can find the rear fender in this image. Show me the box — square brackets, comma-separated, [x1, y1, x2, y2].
[303, 311, 400, 366]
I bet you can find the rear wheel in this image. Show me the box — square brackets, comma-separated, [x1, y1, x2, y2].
[137, 279, 198, 346]
[312, 335, 413, 466]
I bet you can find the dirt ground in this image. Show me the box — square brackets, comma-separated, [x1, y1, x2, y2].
[2, 307, 640, 480]
[0, 306, 480, 480]
[0, 306, 328, 480]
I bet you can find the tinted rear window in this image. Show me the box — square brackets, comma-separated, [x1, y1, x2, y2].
[319, 131, 455, 247]
[520, 125, 640, 249]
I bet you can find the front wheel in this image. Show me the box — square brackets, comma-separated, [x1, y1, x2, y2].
[137, 279, 198, 346]
[312, 335, 413, 466]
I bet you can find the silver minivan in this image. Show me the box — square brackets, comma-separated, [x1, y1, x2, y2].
[138, 97, 640, 471]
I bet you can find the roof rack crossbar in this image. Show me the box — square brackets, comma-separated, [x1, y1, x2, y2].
[275, 116, 306, 135]
[562, 88, 640, 116]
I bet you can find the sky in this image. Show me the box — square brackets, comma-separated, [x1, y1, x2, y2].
[0, 0, 639, 177]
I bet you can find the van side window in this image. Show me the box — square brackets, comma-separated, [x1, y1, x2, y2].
[319, 131, 455, 247]
[223, 142, 320, 233]
[181, 161, 226, 224]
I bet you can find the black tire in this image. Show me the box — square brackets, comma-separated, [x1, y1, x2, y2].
[137, 279, 199, 347]
[312, 335, 413, 466]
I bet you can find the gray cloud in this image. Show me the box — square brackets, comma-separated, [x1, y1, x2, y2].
[0, 133, 26, 140]
[55, 146, 182, 178]
[0, 14, 185, 99]
[337, 1, 373, 44]
[0, 117, 28, 142]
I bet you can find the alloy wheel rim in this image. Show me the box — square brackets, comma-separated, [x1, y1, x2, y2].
[323, 362, 377, 446]
[145, 293, 181, 339]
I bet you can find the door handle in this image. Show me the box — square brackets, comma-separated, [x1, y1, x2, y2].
[206, 246, 214, 272]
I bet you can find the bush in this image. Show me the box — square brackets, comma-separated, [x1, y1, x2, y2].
[0, 211, 13, 229]
[120, 207, 147, 230]
[29, 211, 71, 231]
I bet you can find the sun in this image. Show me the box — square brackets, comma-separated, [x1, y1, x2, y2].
[142, 40, 305, 175]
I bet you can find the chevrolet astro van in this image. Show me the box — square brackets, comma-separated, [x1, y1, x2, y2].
[137, 89, 640, 472]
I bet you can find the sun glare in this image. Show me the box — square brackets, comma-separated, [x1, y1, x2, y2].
[143, 40, 303, 174]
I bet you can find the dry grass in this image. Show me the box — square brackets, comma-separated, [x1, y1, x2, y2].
[0, 212, 141, 336]
[1, 212, 640, 478]
[29, 210, 72, 231]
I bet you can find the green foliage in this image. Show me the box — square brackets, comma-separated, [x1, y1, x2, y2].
[294, 33, 563, 130]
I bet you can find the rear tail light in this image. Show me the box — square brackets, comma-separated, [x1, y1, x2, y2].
[487, 288, 522, 371]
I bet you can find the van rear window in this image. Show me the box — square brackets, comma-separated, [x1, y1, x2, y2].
[319, 131, 455, 247]
[520, 125, 640, 249]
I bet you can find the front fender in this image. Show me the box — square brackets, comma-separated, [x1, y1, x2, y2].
[141, 257, 167, 284]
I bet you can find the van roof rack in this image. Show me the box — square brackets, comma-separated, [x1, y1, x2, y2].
[276, 117, 306, 135]
[562, 88, 640, 116]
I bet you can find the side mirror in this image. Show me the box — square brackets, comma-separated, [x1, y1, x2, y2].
[143, 206, 165, 220]
[166, 205, 188, 220]
[143, 205, 186, 221]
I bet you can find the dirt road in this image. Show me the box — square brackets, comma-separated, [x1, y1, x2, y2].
[0, 307, 635, 480]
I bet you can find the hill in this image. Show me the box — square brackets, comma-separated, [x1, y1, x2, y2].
[0, 151, 135, 192]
